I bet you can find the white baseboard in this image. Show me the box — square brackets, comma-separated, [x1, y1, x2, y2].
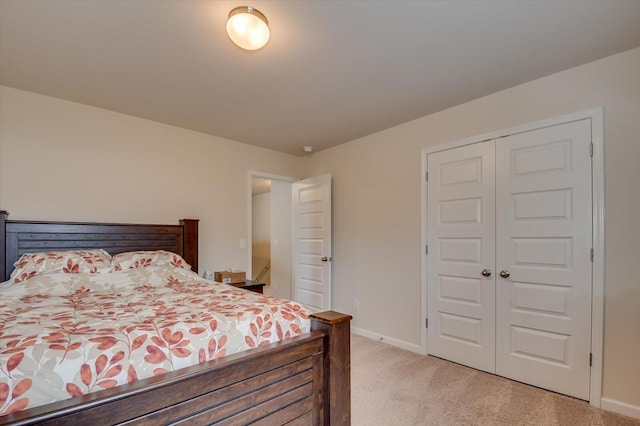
[601, 397, 640, 420]
[351, 327, 422, 354]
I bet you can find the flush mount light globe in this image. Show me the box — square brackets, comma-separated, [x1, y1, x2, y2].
[226, 6, 270, 51]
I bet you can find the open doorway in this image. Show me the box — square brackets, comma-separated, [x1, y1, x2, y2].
[248, 171, 333, 310]
[251, 177, 272, 291]
[248, 172, 295, 300]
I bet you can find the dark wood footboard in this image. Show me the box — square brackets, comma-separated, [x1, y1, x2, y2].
[1, 313, 351, 425]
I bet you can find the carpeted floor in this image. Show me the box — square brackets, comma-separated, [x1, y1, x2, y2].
[351, 334, 639, 425]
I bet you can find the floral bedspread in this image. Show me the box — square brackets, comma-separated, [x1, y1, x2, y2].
[0, 266, 310, 415]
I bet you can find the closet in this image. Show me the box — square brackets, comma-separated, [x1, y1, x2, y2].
[426, 119, 592, 400]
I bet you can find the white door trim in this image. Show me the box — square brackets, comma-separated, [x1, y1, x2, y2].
[246, 171, 297, 279]
[420, 107, 605, 406]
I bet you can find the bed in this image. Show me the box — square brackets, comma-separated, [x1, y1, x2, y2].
[0, 211, 351, 425]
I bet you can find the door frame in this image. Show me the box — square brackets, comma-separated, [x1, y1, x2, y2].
[246, 171, 297, 284]
[420, 108, 605, 406]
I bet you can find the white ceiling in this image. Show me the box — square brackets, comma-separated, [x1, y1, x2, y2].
[2, 1, 640, 156]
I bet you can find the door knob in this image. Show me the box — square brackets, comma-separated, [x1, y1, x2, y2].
[499, 270, 510, 278]
[321, 256, 331, 262]
[481, 269, 492, 277]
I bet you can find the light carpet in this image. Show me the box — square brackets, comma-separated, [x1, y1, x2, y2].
[351, 334, 639, 425]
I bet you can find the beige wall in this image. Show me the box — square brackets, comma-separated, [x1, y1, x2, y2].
[0, 86, 303, 276]
[305, 47, 640, 407]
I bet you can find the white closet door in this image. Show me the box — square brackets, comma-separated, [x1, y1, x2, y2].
[495, 120, 592, 400]
[427, 141, 496, 373]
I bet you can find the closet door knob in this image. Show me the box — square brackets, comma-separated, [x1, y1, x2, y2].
[321, 256, 331, 262]
[481, 269, 492, 277]
[499, 270, 510, 278]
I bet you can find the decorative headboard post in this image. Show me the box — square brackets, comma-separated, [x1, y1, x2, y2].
[180, 219, 199, 274]
[0, 210, 7, 281]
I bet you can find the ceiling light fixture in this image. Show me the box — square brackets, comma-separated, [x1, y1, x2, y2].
[303, 145, 314, 153]
[226, 6, 270, 51]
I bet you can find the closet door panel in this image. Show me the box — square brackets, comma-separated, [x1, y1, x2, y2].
[495, 120, 592, 400]
[427, 140, 496, 373]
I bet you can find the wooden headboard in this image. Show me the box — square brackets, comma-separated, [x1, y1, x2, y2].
[0, 210, 199, 281]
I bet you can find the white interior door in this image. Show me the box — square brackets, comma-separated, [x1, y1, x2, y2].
[292, 174, 332, 312]
[427, 141, 496, 373]
[495, 120, 592, 400]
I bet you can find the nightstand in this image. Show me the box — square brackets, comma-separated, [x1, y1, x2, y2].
[229, 280, 266, 294]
